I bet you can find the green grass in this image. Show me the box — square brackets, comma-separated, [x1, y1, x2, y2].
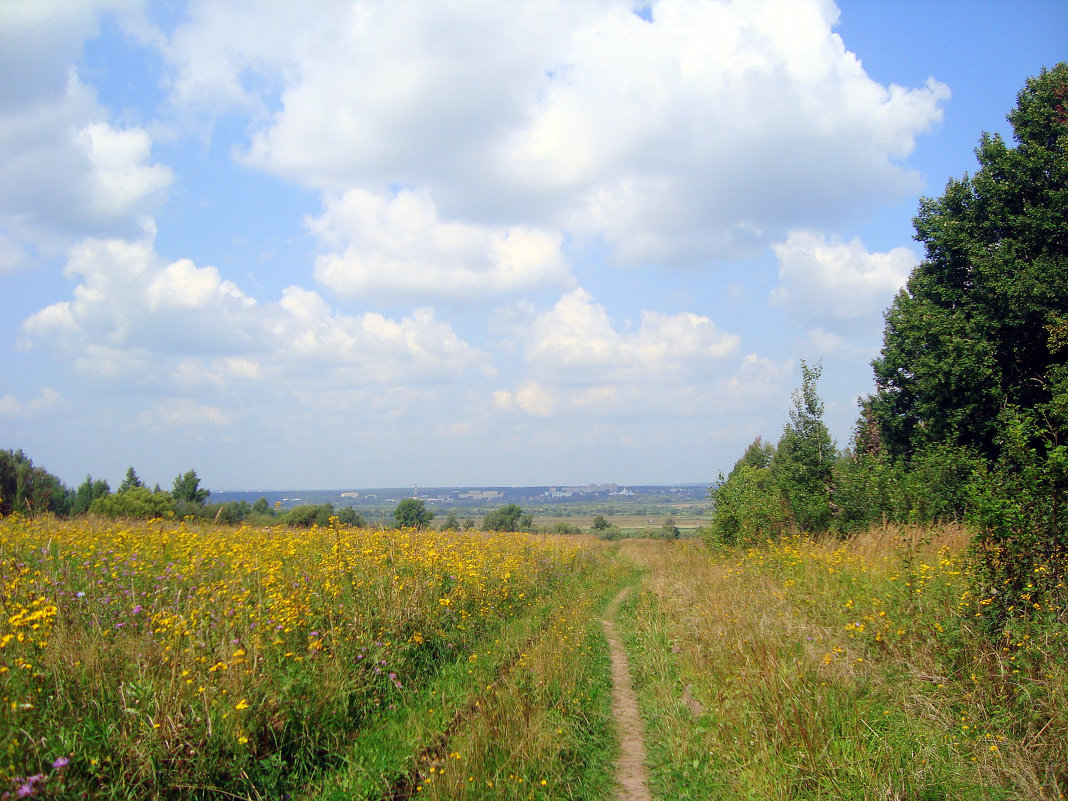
[615, 530, 1068, 800]
[7, 515, 1066, 801]
[306, 554, 631, 800]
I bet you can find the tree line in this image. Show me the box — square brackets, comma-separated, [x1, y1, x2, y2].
[709, 63, 1068, 628]
[0, 454, 369, 528]
[0, 453, 546, 534]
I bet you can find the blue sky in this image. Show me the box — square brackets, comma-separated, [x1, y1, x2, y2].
[1, 0, 1065, 492]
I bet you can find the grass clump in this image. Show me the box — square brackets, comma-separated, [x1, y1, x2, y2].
[617, 525, 1068, 800]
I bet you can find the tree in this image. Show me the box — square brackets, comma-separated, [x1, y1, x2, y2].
[708, 441, 790, 546]
[393, 498, 433, 529]
[772, 360, 835, 532]
[592, 514, 610, 531]
[870, 63, 1068, 464]
[252, 497, 273, 516]
[440, 511, 460, 531]
[118, 467, 144, 493]
[172, 470, 209, 505]
[71, 475, 111, 516]
[482, 504, 524, 532]
[0, 449, 70, 516]
[865, 64, 1068, 624]
[336, 506, 366, 527]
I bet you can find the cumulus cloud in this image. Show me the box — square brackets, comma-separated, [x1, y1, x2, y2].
[492, 287, 758, 419]
[308, 188, 573, 301]
[0, 2, 172, 258]
[138, 398, 232, 429]
[518, 287, 739, 382]
[770, 229, 916, 334]
[20, 227, 490, 396]
[0, 387, 63, 419]
[160, 0, 948, 263]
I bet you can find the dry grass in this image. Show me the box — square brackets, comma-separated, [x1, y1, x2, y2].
[616, 526, 1068, 800]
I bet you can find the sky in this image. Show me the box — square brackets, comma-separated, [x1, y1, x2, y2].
[1, 1, 1065, 492]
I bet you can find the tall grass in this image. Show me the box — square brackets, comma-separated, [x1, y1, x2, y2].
[618, 526, 1068, 800]
[0, 515, 594, 798]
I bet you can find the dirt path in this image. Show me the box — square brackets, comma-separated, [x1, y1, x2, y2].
[601, 587, 652, 801]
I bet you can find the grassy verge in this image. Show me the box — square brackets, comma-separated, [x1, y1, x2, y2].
[616, 528, 1068, 800]
[306, 546, 631, 800]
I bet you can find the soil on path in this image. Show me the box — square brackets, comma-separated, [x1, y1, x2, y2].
[601, 587, 652, 801]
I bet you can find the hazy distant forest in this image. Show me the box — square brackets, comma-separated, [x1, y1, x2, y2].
[1, 64, 1066, 800]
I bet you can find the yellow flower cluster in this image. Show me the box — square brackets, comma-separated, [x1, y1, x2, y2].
[0, 514, 583, 783]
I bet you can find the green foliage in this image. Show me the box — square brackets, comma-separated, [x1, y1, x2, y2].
[968, 403, 1068, 628]
[172, 469, 210, 505]
[392, 498, 433, 529]
[591, 514, 610, 531]
[118, 466, 144, 493]
[660, 518, 680, 540]
[211, 500, 252, 525]
[0, 449, 70, 516]
[71, 475, 110, 516]
[832, 439, 983, 535]
[439, 511, 460, 530]
[335, 506, 366, 527]
[282, 504, 322, 527]
[90, 486, 174, 519]
[858, 63, 1068, 626]
[252, 497, 274, 516]
[481, 503, 525, 532]
[772, 360, 835, 533]
[870, 63, 1068, 464]
[707, 462, 790, 547]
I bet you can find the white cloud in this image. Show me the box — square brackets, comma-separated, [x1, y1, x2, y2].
[770, 229, 916, 331]
[77, 123, 173, 219]
[20, 228, 490, 396]
[161, 0, 948, 262]
[138, 398, 232, 429]
[0, 1, 172, 259]
[0, 387, 63, 419]
[493, 381, 558, 418]
[308, 188, 573, 301]
[492, 287, 762, 419]
[518, 287, 739, 382]
[0, 230, 27, 274]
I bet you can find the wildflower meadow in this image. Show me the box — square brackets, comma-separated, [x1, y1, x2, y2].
[0, 515, 605, 798]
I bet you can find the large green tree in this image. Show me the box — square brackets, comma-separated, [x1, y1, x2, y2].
[867, 63, 1068, 625]
[71, 475, 111, 515]
[0, 449, 70, 516]
[393, 498, 434, 529]
[870, 63, 1068, 463]
[481, 504, 525, 532]
[118, 467, 144, 493]
[172, 469, 210, 505]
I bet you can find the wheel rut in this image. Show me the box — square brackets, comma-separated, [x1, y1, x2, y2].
[601, 587, 652, 801]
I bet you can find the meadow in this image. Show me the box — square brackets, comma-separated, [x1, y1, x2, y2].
[618, 527, 1068, 800]
[0, 515, 625, 799]
[2, 515, 1066, 800]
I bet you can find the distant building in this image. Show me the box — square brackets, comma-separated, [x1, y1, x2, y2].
[341, 491, 359, 499]
[460, 489, 503, 500]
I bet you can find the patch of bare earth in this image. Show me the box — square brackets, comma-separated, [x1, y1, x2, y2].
[601, 587, 652, 801]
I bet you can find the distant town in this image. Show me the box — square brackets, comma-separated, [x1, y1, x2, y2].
[211, 483, 710, 512]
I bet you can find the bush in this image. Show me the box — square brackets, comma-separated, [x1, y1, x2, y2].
[90, 487, 174, 519]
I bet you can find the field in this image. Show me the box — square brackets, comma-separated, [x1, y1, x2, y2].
[2, 516, 1066, 799]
